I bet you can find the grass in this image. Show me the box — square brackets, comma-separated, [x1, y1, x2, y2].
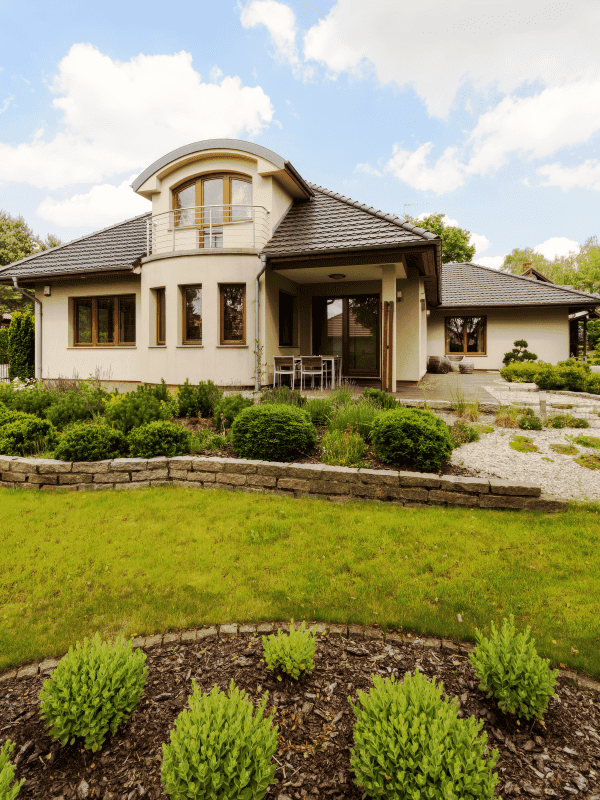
[1, 488, 600, 678]
[494, 405, 521, 428]
[550, 443, 579, 456]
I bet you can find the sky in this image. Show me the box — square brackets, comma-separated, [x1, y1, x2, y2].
[1, 0, 600, 268]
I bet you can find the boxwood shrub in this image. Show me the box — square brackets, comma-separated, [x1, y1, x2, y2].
[128, 420, 192, 458]
[53, 422, 128, 462]
[0, 409, 58, 456]
[371, 408, 452, 472]
[231, 404, 317, 461]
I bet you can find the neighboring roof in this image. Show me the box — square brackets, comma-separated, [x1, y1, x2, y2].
[131, 139, 313, 197]
[521, 265, 555, 283]
[0, 213, 150, 282]
[263, 184, 439, 258]
[440, 262, 600, 307]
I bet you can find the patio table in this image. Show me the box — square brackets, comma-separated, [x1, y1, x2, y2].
[292, 356, 342, 389]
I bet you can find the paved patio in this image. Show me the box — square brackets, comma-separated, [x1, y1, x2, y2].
[394, 371, 502, 404]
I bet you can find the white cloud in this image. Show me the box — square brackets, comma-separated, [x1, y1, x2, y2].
[476, 255, 506, 269]
[240, 0, 302, 69]
[302, 0, 600, 118]
[355, 162, 382, 177]
[0, 44, 274, 190]
[534, 237, 580, 260]
[537, 159, 600, 191]
[37, 176, 149, 228]
[0, 96, 13, 114]
[385, 143, 465, 194]
[469, 233, 490, 254]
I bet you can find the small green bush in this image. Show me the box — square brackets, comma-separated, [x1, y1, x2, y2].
[502, 339, 538, 366]
[321, 427, 366, 466]
[371, 408, 452, 472]
[128, 420, 191, 458]
[53, 423, 128, 461]
[349, 671, 499, 800]
[259, 385, 307, 407]
[39, 633, 148, 752]
[105, 381, 177, 433]
[263, 621, 316, 680]
[572, 434, 600, 448]
[469, 616, 558, 721]
[361, 387, 398, 409]
[176, 379, 222, 418]
[0, 740, 24, 800]
[305, 397, 333, 426]
[0, 409, 58, 456]
[547, 413, 590, 429]
[499, 360, 542, 383]
[449, 422, 481, 447]
[518, 414, 543, 430]
[535, 360, 590, 392]
[212, 393, 254, 431]
[231, 405, 316, 461]
[161, 680, 277, 800]
[584, 373, 600, 394]
[190, 428, 229, 453]
[328, 400, 381, 441]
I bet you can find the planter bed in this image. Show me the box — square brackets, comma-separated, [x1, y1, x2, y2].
[1, 625, 598, 800]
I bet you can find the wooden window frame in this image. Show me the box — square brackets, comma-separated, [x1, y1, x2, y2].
[172, 173, 252, 245]
[73, 295, 136, 347]
[444, 315, 487, 355]
[220, 284, 246, 345]
[182, 285, 203, 345]
[156, 288, 166, 345]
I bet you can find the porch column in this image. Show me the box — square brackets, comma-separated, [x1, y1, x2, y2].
[381, 265, 397, 390]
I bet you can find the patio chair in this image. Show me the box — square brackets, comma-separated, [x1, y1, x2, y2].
[273, 356, 298, 388]
[300, 356, 325, 391]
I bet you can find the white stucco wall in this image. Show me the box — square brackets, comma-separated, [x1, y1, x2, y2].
[427, 306, 570, 369]
[396, 266, 427, 382]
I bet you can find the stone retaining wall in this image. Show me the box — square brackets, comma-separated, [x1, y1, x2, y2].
[0, 454, 566, 510]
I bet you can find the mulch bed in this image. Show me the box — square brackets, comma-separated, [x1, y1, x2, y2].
[2, 632, 599, 799]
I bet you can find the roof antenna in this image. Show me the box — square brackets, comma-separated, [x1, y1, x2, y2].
[403, 202, 427, 219]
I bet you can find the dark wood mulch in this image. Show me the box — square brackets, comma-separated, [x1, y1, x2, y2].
[176, 418, 477, 478]
[2, 633, 599, 799]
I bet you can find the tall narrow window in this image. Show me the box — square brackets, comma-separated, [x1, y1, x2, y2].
[73, 296, 135, 346]
[220, 284, 246, 344]
[97, 298, 115, 345]
[156, 289, 166, 345]
[183, 286, 202, 344]
[279, 291, 297, 347]
[75, 299, 93, 345]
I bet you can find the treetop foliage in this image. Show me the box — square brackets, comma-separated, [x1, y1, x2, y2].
[407, 212, 476, 265]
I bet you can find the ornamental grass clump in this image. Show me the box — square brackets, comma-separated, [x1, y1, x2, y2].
[349, 670, 499, 800]
[321, 427, 366, 466]
[371, 408, 452, 472]
[231, 405, 316, 461]
[161, 680, 277, 800]
[39, 633, 148, 752]
[128, 420, 191, 458]
[262, 621, 316, 680]
[328, 399, 381, 441]
[469, 616, 558, 721]
[0, 740, 24, 800]
[305, 397, 334, 426]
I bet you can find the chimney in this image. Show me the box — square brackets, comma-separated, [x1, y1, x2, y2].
[522, 262, 532, 273]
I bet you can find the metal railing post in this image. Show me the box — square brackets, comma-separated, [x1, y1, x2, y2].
[146, 221, 150, 255]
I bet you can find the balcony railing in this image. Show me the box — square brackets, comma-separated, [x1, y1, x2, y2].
[147, 204, 270, 256]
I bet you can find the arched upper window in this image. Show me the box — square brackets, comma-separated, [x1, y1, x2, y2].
[172, 173, 252, 248]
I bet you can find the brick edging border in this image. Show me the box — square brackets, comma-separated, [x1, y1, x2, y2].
[0, 454, 566, 511]
[1, 621, 598, 694]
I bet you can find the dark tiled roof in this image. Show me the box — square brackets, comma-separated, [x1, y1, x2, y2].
[440, 262, 600, 307]
[0, 213, 150, 282]
[263, 184, 439, 257]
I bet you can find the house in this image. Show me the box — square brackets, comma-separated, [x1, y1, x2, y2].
[1, 138, 598, 389]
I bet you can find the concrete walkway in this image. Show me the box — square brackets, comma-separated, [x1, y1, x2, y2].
[394, 371, 501, 404]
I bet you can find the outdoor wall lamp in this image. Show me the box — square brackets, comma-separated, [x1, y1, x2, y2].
[396, 290, 402, 301]
[43, 285, 51, 296]
[329, 274, 346, 280]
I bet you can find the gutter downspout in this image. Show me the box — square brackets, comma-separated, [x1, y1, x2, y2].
[12, 277, 42, 381]
[255, 254, 267, 392]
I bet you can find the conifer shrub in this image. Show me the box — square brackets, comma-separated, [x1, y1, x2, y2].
[231, 404, 317, 461]
[0, 740, 24, 800]
[0, 409, 58, 456]
[176, 379, 222, 418]
[362, 387, 399, 409]
[45, 387, 108, 430]
[39, 633, 148, 752]
[53, 422, 128, 462]
[371, 408, 452, 472]
[212, 393, 254, 431]
[349, 670, 499, 800]
[262, 621, 316, 680]
[105, 381, 177, 433]
[161, 680, 277, 800]
[7, 311, 34, 380]
[128, 420, 191, 458]
[469, 616, 558, 721]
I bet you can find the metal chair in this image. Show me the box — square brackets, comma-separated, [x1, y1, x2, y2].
[273, 356, 297, 388]
[300, 356, 325, 391]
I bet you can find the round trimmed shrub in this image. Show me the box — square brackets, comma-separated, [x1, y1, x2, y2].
[350, 670, 499, 800]
[231, 404, 317, 461]
[128, 420, 192, 458]
[53, 422, 128, 462]
[0, 409, 58, 456]
[371, 408, 452, 472]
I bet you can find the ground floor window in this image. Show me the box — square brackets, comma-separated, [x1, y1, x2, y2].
[182, 286, 202, 344]
[156, 288, 166, 345]
[74, 295, 136, 346]
[220, 284, 246, 344]
[279, 291, 297, 347]
[445, 316, 486, 354]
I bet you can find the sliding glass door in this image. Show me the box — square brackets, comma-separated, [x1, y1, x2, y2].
[312, 294, 379, 377]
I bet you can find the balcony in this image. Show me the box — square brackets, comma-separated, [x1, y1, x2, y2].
[147, 205, 270, 256]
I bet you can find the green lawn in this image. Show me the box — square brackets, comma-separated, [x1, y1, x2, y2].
[2, 487, 599, 677]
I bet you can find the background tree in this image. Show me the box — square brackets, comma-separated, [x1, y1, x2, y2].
[503, 239, 600, 295]
[0, 210, 61, 314]
[407, 213, 476, 264]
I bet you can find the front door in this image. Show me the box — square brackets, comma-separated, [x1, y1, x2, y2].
[312, 294, 380, 377]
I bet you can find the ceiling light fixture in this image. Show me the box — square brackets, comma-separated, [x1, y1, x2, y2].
[329, 274, 346, 280]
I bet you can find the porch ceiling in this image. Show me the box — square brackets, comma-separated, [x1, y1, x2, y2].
[271, 261, 405, 284]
